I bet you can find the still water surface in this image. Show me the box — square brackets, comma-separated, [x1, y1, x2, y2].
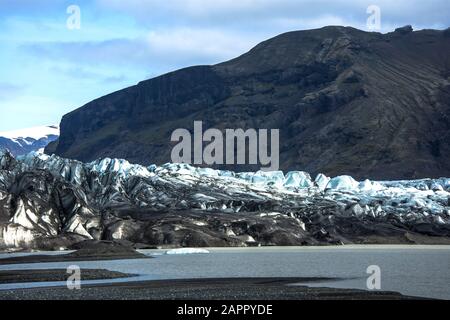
[0, 246, 448, 299]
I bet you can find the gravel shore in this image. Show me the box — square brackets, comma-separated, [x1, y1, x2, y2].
[0, 269, 133, 284]
[0, 241, 150, 265]
[0, 277, 424, 300]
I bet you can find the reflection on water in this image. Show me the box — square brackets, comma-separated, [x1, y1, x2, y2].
[0, 246, 449, 299]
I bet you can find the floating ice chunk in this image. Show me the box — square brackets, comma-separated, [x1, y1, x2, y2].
[166, 248, 210, 255]
[315, 174, 331, 191]
[328, 175, 359, 191]
[284, 171, 314, 188]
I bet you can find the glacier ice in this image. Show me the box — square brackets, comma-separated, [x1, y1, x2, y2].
[2, 225, 36, 248]
[315, 173, 331, 191]
[359, 179, 384, 192]
[0, 150, 449, 248]
[327, 176, 360, 191]
[284, 171, 314, 189]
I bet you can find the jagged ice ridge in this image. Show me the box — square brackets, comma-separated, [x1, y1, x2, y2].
[0, 150, 449, 249]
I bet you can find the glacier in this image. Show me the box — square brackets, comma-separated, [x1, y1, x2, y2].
[0, 150, 449, 249]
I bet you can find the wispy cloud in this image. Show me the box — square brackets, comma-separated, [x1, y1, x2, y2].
[49, 65, 128, 84]
[0, 83, 25, 101]
[96, 0, 450, 30]
[21, 27, 259, 74]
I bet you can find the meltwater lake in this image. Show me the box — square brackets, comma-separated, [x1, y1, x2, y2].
[0, 246, 449, 300]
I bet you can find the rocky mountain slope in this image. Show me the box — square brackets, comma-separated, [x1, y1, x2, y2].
[1, 150, 449, 250]
[0, 125, 59, 156]
[47, 26, 450, 180]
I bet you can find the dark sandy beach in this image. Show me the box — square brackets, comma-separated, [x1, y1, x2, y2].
[0, 277, 424, 300]
[0, 241, 150, 265]
[0, 243, 440, 300]
[0, 269, 133, 284]
[0, 252, 149, 265]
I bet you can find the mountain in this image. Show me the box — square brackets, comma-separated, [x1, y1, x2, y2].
[0, 151, 449, 249]
[0, 125, 59, 156]
[47, 26, 450, 180]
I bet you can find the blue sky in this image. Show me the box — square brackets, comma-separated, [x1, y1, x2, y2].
[1, 0, 449, 131]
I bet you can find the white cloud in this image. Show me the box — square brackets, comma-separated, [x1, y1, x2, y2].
[146, 28, 258, 62]
[23, 27, 262, 76]
[0, 95, 65, 131]
[96, 0, 450, 30]
[271, 15, 353, 30]
[0, 83, 24, 101]
[2, 0, 449, 131]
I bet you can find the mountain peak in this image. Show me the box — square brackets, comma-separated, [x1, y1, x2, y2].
[394, 25, 414, 34]
[0, 125, 59, 156]
[48, 26, 450, 180]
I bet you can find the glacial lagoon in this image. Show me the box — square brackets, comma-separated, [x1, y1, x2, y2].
[0, 246, 449, 300]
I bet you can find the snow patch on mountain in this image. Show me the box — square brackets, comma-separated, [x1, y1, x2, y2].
[0, 125, 59, 157]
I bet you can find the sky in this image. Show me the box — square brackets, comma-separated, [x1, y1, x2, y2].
[0, 0, 449, 131]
